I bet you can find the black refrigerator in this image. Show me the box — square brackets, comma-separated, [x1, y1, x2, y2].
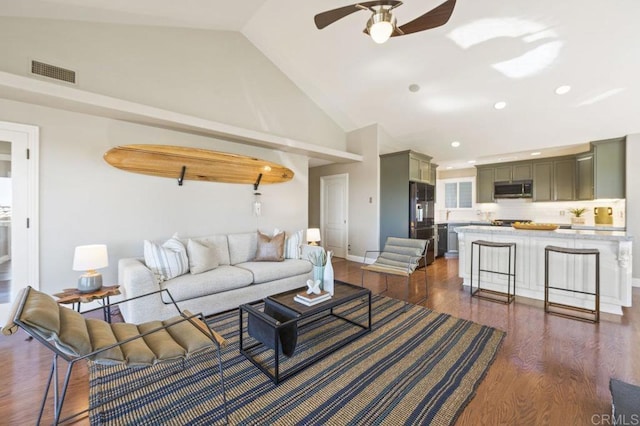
[409, 181, 435, 266]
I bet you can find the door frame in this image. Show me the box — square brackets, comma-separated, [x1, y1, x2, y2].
[0, 121, 39, 321]
[320, 173, 348, 258]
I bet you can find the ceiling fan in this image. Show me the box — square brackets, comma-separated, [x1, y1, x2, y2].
[314, 0, 456, 44]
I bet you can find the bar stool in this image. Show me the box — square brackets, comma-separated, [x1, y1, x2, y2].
[544, 245, 600, 323]
[470, 240, 516, 304]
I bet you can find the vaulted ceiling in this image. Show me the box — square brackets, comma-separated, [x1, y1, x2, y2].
[3, 0, 640, 168]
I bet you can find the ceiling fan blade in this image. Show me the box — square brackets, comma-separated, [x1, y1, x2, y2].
[392, 0, 456, 36]
[314, 0, 402, 30]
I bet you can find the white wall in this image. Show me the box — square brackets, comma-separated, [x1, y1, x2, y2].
[309, 124, 380, 259]
[0, 17, 346, 151]
[0, 16, 354, 294]
[1, 99, 309, 294]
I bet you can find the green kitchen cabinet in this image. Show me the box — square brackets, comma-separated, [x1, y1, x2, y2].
[477, 167, 495, 203]
[533, 161, 553, 201]
[408, 151, 435, 184]
[513, 163, 533, 180]
[554, 158, 576, 201]
[380, 150, 438, 249]
[576, 152, 594, 200]
[447, 223, 469, 255]
[474, 138, 625, 203]
[494, 162, 532, 182]
[494, 166, 511, 182]
[593, 138, 625, 199]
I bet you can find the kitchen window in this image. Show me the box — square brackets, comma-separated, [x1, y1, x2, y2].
[444, 181, 473, 209]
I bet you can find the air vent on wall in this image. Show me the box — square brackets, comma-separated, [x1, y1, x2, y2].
[31, 60, 76, 84]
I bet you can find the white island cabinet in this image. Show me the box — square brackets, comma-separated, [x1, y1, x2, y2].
[457, 226, 633, 315]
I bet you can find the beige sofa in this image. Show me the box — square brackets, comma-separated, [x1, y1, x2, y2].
[118, 231, 315, 323]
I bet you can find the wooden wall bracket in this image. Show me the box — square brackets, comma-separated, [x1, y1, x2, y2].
[254, 173, 263, 191]
[178, 165, 186, 186]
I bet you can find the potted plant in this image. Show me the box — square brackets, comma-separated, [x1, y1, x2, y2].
[568, 207, 587, 224]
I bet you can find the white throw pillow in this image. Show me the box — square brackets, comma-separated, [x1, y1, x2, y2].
[144, 235, 189, 282]
[274, 228, 304, 259]
[187, 239, 219, 274]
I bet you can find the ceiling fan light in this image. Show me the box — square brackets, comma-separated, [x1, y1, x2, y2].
[367, 10, 396, 44]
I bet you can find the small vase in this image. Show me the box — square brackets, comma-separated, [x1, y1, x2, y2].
[323, 251, 334, 296]
[313, 265, 325, 290]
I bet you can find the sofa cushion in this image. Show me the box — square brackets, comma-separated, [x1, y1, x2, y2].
[237, 259, 312, 285]
[274, 229, 304, 259]
[228, 232, 258, 265]
[254, 231, 285, 262]
[160, 265, 253, 303]
[190, 235, 230, 266]
[144, 236, 189, 281]
[187, 239, 219, 274]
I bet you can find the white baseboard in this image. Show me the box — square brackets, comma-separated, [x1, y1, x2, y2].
[633, 278, 640, 288]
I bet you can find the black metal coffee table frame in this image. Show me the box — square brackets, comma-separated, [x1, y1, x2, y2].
[239, 281, 371, 384]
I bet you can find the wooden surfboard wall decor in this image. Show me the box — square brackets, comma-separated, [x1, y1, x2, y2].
[104, 144, 294, 189]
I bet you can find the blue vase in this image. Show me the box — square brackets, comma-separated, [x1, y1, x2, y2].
[313, 265, 325, 290]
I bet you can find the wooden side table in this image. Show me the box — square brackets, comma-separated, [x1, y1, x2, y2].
[53, 285, 120, 323]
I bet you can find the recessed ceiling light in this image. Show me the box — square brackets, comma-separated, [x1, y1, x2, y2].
[531, 151, 541, 156]
[451, 141, 461, 148]
[494, 101, 507, 110]
[468, 160, 477, 164]
[409, 84, 421, 93]
[555, 85, 571, 95]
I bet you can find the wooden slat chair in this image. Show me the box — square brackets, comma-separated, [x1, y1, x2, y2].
[361, 237, 429, 310]
[1, 286, 228, 425]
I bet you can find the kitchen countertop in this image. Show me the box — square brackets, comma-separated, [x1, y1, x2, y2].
[456, 225, 632, 241]
[437, 221, 490, 225]
[571, 224, 626, 231]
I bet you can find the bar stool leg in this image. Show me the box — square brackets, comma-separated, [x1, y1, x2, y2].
[544, 245, 599, 323]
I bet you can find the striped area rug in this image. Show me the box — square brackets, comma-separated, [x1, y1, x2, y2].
[88, 296, 504, 425]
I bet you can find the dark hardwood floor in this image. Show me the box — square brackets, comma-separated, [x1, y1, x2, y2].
[1, 257, 638, 425]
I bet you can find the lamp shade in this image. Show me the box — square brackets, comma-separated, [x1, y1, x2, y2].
[307, 228, 321, 243]
[73, 244, 108, 271]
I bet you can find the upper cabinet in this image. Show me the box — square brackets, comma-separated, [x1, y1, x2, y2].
[576, 152, 594, 200]
[593, 138, 625, 199]
[532, 161, 553, 201]
[475, 137, 625, 203]
[553, 157, 576, 201]
[408, 151, 437, 185]
[476, 161, 532, 202]
[494, 162, 532, 182]
[532, 156, 575, 202]
[476, 167, 495, 203]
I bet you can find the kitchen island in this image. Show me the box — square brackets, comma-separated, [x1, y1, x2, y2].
[457, 226, 633, 315]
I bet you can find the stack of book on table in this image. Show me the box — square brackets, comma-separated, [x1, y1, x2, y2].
[294, 291, 331, 306]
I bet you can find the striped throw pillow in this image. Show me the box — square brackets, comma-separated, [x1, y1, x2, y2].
[144, 236, 189, 282]
[274, 229, 304, 259]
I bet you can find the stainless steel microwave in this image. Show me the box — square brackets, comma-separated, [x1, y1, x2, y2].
[493, 180, 533, 199]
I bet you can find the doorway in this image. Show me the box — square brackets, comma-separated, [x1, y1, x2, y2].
[0, 121, 39, 322]
[320, 174, 348, 259]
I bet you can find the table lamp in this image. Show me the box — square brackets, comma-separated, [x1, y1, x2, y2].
[73, 244, 108, 293]
[307, 228, 321, 246]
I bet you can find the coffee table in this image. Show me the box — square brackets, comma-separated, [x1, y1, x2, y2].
[239, 280, 371, 384]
